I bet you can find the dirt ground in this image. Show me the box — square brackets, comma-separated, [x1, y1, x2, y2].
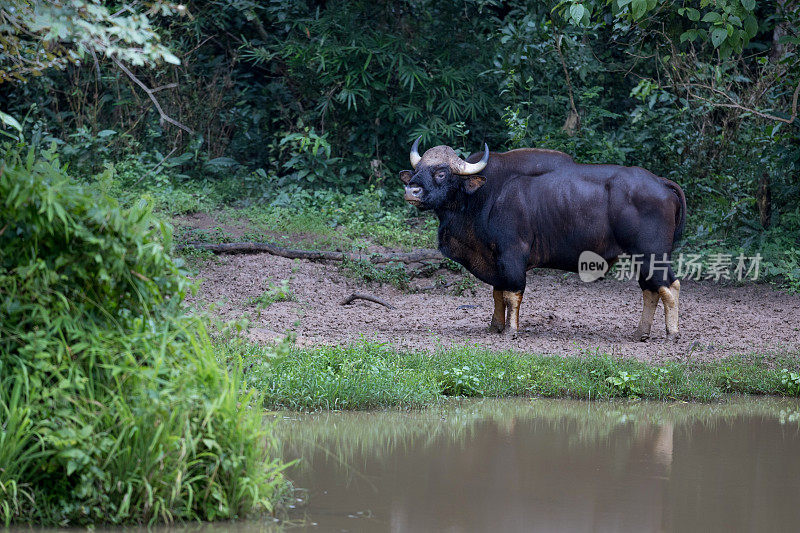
[188, 250, 800, 363]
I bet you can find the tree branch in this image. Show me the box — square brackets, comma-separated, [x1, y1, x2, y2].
[685, 77, 800, 124]
[151, 82, 178, 93]
[179, 241, 444, 264]
[339, 293, 395, 310]
[553, 33, 580, 135]
[112, 57, 194, 134]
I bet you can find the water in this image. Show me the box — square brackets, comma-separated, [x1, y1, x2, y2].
[275, 398, 800, 533]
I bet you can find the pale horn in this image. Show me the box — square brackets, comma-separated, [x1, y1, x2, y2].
[453, 143, 489, 175]
[409, 136, 422, 169]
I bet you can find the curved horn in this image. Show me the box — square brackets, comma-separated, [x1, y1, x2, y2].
[409, 136, 422, 169]
[455, 143, 489, 175]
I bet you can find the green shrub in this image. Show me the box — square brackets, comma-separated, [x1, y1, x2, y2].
[780, 369, 800, 396]
[605, 371, 642, 398]
[0, 145, 287, 526]
[440, 365, 486, 397]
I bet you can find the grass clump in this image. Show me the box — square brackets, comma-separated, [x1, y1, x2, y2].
[220, 341, 440, 410]
[223, 339, 800, 410]
[0, 146, 287, 526]
[249, 278, 296, 308]
[339, 257, 410, 290]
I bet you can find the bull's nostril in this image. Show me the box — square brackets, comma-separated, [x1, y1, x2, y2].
[404, 186, 423, 204]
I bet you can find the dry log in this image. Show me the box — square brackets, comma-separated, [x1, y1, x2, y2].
[339, 292, 396, 309]
[180, 241, 442, 264]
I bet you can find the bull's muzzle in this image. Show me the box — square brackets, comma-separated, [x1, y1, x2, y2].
[404, 186, 422, 205]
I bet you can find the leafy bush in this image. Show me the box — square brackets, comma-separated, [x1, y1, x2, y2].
[780, 369, 800, 396]
[605, 371, 642, 398]
[440, 365, 486, 397]
[0, 145, 287, 526]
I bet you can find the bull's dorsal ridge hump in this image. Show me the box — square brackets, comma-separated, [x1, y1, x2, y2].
[506, 147, 573, 159]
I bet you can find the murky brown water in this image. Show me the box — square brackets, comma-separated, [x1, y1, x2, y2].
[275, 398, 800, 533]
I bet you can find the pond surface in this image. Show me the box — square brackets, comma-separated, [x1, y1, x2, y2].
[275, 397, 800, 532]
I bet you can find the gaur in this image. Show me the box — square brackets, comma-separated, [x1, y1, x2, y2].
[399, 139, 686, 341]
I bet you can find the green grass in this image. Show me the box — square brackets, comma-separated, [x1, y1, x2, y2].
[224, 187, 437, 252]
[217, 339, 800, 410]
[226, 340, 441, 410]
[103, 158, 438, 252]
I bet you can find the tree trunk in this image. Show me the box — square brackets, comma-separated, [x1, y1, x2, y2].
[758, 172, 772, 229]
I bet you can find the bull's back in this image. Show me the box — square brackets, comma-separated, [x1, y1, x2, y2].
[514, 170, 620, 270]
[489, 164, 676, 271]
[467, 148, 575, 183]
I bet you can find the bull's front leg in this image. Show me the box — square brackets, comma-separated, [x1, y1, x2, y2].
[489, 289, 506, 332]
[493, 250, 527, 338]
[634, 290, 660, 341]
[488, 288, 524, 337]
[503, 290, 524, 338]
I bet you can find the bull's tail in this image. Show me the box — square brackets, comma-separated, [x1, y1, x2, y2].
[662, 178, 686, 246]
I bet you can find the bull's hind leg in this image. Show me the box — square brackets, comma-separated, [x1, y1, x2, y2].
[658, 280, 681, 341]
[636, 249, 680, 341]
[634, 290, 661, 341]
[489, 289, 506, 333]
[503, 290, 523, 338]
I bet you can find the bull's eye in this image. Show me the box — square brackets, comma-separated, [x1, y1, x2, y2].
[434, 170, 447, 182]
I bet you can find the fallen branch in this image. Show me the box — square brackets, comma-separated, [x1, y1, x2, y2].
[180, 241, 443, 264]
[339, 292, 395, 310]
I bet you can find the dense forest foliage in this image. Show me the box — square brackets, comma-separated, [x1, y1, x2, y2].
[2, 1, 799, 282]
[1, 3, 797, 202]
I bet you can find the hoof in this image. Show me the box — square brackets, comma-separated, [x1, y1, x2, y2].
[502, 327, 519, 340]
[665, 332, 680, 342]
[634, 329, 650, 342]
[489, 319, 505, 334]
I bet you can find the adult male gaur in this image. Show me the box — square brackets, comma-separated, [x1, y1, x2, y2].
[399, 138, 686, 341]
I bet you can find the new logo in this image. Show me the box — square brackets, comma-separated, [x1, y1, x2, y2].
[578, 251, 609, 282]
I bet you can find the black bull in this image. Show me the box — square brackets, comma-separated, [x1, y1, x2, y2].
[399, 145, 686, 341]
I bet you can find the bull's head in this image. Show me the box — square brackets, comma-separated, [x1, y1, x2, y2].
[399, 137, 489, 211]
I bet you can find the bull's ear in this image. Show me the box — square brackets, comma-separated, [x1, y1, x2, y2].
[399, 170, 413, 185]
[463, 175, 486, 194]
